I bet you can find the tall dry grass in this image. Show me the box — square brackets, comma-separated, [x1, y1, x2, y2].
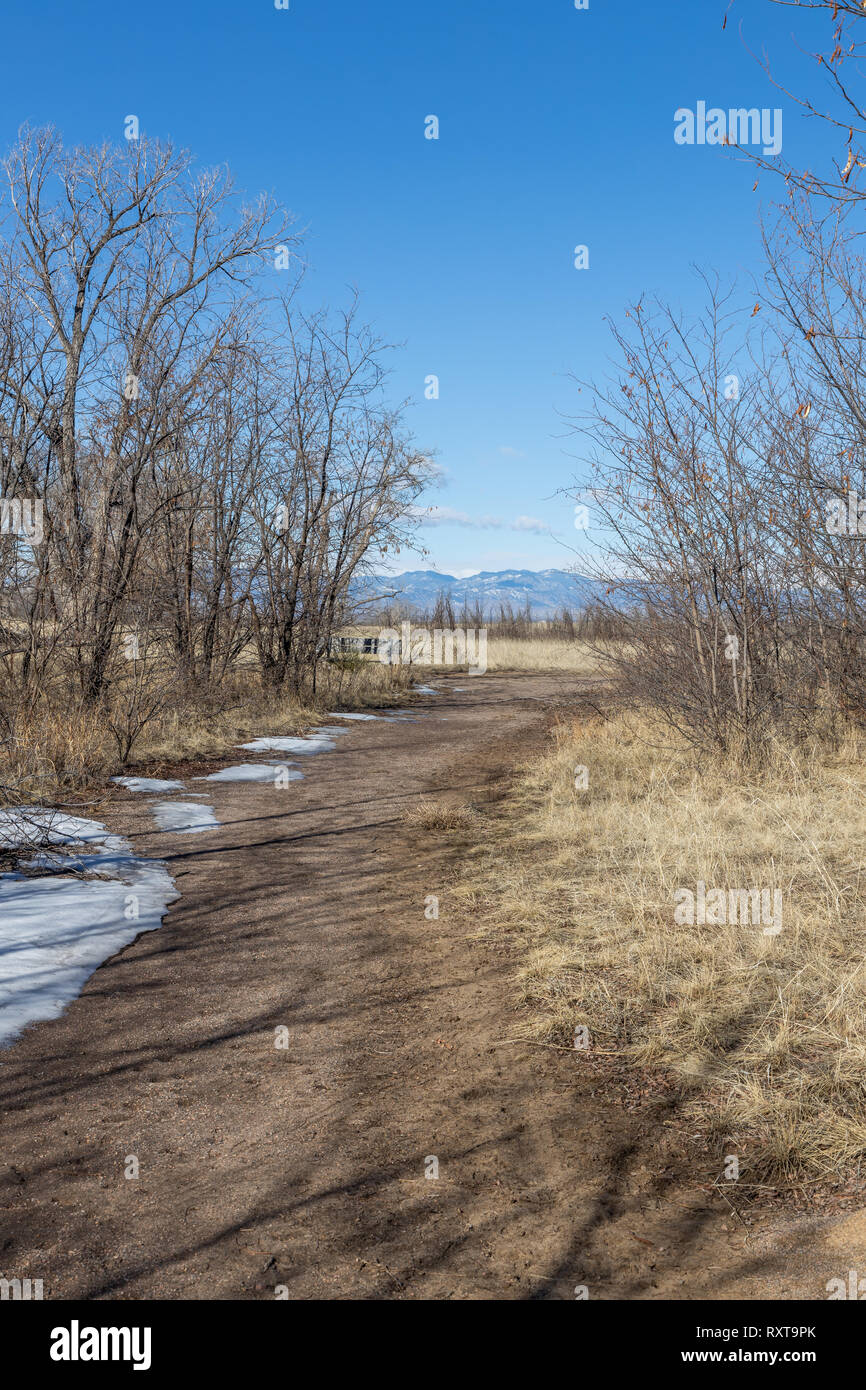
[0, 656, 414, 806]
[455, 710, 866, 1186]
[483, 637, 608, 673]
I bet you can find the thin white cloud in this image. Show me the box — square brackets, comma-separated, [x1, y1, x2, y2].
[512, 515, 555, 535]
[412, 506, 502, 529]
[412, 505, 555, 536]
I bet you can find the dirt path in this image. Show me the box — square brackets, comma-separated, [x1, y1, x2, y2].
[0, 673, 863, 1300]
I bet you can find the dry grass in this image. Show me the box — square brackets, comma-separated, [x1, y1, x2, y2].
[483, 637, 608, 673]
[455, 709, 866, 1185]
[337, 628, 610, 674]
[132, 659, 413, 765]
[0, 657, 414, 805]
[403, 798, 478, 832]
[1, 704, 109, 800]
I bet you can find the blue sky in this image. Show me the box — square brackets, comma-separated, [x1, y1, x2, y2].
[0, 0, 832, 575]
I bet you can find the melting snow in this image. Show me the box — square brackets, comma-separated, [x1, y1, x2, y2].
[150, 801, 220, 834]
[238, 733, 340, 755]
[0, 809, 125, 853]
[326, 711, 382, 721]
[0, 809, 178, 1049]
[195, 762, 304, 784]
[113, 775, 186, 794]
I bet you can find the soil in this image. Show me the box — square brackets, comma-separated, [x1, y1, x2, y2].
[0, 673, 862, 1300]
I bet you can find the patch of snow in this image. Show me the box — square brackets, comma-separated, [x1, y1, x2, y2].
[0, 809, 127, 854]
[20, 849, 115, 877]
[238, 734, 339, 755]
[150, 801, 220, 834]
[113, 775, 186, 794]
[0, 810, 178, 1049]
[324, 710, 427, 724]
[326, 711, 383, 721]
[413, 685, 439, 695]
[195, 762, 304, 784]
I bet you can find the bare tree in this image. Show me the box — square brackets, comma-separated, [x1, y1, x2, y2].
[0, 126, 291, 702]
[249, 297, 431, 693]
[0, 126, 431, 779]
[745, 1, 866, 203]
[569, 283, 809, 755]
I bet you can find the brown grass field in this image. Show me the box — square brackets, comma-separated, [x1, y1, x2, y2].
[452, 694, 866, 1189]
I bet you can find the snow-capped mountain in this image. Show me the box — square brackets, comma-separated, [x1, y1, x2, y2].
[352, 568, 606, 619]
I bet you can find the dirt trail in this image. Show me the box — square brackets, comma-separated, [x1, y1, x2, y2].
[0, 673, 862, 1300]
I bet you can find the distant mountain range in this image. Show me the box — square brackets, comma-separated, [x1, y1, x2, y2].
[352, 568, 607, 619]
